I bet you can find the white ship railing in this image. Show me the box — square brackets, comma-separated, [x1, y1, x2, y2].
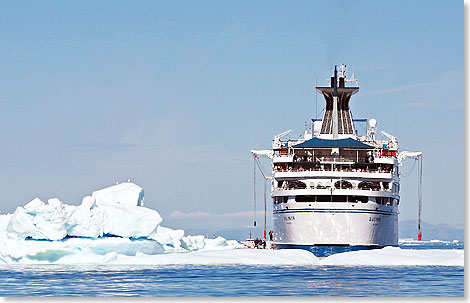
[274, 155, 396, 163]
[273, 167, 392, 173]
[274, 187, 391, 192]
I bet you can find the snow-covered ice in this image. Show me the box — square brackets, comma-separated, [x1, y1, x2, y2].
[92, 182, 145, 207]
[318, 247, 463, 266]
[105, 248, 320, 265]
[0, 182, 464, 266]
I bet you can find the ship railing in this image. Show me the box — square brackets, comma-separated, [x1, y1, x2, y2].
[274, 153, 294, 158]
[293, 156, 356, 163]
[273, 167, 392, 174]
[292, 156, 390, 163]
[276, 151, 396, 160]
[275, 186, 391, 192]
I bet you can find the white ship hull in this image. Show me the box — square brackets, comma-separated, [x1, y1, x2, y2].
[273, 203, 398, 247]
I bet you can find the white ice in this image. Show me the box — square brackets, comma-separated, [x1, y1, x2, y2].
[104, 247, 463, 266]
[317, 247, 464, 266]
[105, 249, 320, 265]
[0, 182, 244, 264]
[0, 242, 462, 266]
[5, 183, 162, 240]
[92, 182, 145, 207]
[0, 182, 464, 266]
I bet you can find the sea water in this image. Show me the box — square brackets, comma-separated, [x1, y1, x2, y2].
[0, 241, 463, 297]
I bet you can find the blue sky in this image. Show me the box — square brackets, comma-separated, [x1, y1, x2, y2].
[0, 1, 463, 231]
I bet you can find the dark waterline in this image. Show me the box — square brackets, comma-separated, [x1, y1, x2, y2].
[0, 264, 463, 297]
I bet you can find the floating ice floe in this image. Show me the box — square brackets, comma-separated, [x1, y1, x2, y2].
[318, 246, 464, 266]
[398, 238, 463, 248]
[101, 247, 464, 266]
[104, 248, 320, 265]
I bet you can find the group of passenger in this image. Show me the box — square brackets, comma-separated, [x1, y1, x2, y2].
[254, 231, 274, 249]
[254, 238, 266, 249]
[274, 165, 392, 174]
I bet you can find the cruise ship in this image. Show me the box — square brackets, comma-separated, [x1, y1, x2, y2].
[251, 64, 422, 256]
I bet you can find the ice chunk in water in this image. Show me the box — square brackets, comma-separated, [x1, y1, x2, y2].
[99, 202, 162, 238]
[150, 226, 185, 251]
[92, 182, 144, 207]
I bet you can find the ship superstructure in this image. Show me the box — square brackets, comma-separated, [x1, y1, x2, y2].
[252, 65, 422, 256]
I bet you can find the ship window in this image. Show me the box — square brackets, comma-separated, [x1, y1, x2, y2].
[348, 196, 368, 203]
[316, 195, 331, 202]
[332, 195, 347, 202]
[358, 181, 381, 191]
[287, 181, 307, 190]
[297, 195, 369, 203]
[334, 180, 352, 189]
[376, 197, 391, 205]
[295, 195, 315, 202]
[274, 196, 288, 204]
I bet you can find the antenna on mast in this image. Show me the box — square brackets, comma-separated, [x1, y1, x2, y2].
[315, 75, 318, 119]
[332, 65, 339, 139]
[333, 65, 338, 97]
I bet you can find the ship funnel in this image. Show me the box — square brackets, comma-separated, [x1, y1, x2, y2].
[315, 64, 359, 137]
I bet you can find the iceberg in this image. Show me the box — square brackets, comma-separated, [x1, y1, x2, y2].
[0, 182, 242, 264]
[5, 183, 161, 240]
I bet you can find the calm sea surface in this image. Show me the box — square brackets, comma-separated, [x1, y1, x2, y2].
[0, 242, 463, 297]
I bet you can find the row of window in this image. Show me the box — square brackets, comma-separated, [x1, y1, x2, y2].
[274, 195, 399, 205]
[277, 180, 391, 191]
[295, 195, 368, 203]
